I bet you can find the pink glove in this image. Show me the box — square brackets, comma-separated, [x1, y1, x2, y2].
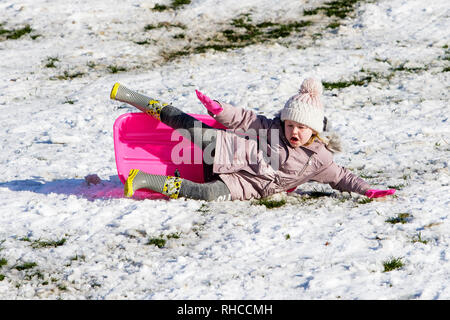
[195, 90, 223, 115]
[365, 189, 396, 198]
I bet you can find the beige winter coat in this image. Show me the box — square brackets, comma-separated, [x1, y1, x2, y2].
[211, 102, 370, 200]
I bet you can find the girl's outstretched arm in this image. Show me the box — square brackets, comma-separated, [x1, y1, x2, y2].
[195, 90, 273, 131]
[311, 162, 395, 198]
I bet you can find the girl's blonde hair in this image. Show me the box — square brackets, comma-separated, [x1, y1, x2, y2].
[303, 132, 325, 146]
[304, 132, 342, 153]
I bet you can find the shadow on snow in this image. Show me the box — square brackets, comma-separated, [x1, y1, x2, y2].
[0, 176, 166, 201]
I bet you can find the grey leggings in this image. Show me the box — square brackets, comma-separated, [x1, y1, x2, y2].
[159, 105, 232, 201]
[179, 179, 231, 201]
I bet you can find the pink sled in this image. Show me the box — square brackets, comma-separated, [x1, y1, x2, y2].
[113, 112, 226, 199]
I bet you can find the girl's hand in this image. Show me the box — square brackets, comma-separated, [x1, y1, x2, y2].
[195, 90, 223, 115]
[365, 189, 396, 198]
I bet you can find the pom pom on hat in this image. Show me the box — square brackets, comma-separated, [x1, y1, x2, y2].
[280, 77, 324, 133]
[299, 77, 323, 98]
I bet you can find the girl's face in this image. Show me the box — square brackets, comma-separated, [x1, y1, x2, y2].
[284, 120, 314, 148]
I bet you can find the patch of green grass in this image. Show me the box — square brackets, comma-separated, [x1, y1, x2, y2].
[387, 184, 405, 190]
[304, 0, 361, 19]
[374, 57, 389, 63]
[152, 4, 168, 11]
[227, 15, 312, 42]
[0, 258, 7, 267]
[0, 274, 5, 281]
[107, 65, 127, 74]
[147, 232, 182, 247]
[45, 57, 59, 68]
[383, 257, 404, 272]
[152, 0, 191, 11]
[164, 49, 191, 61]
[193, 43, 245, 54]
[327, 21, 341, 29]
[24, 270, 44, 281]
[323, 75, 373, 90]
[15, 262, 37, 271]
[303, 8, 321, 16]
[254, 198, 287, 209]
[266, 21, 313, 39]
[221, 28, 260, 43]
[55, 70, 85, 80]
[147, 237, 166, 248]
[367, 58, 436, 83]
[164, 14, 313, 61]
[57, 284, 67, 291]
[0, 24, 33, 40]
[411, 232, 428, 245]
[20, 237, 67, 248]
[166, 232, 181, 240]
[171, 0, 191, 9]
[30, 238, 66, 249]
[385, 213, 412, 224]
[63, 98, 76, 105]
[391, 63, 427, 73]
[323, 0, 360, 19]
[134, 39, 154, 45]
[357, 197, 373, 204]
[196, 203, 210, 213]
[144, 22, 186, 31]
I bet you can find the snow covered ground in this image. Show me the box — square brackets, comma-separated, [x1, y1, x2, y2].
[0, 0, 449, 299]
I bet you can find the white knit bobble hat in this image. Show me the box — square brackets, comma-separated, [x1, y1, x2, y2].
[280, 78, 324, 133]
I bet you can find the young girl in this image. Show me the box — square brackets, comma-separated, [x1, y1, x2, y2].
[110, 78, 395, 201]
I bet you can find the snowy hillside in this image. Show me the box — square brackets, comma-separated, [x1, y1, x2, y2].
[0, 0, 449, 299]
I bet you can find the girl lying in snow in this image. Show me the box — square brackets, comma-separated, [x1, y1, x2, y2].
[110, 78, 395, 201]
